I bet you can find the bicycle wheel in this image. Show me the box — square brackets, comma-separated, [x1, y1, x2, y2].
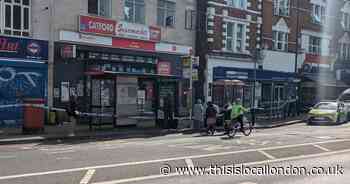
[228, 123, 239, 138]
[242, 121, 253, 136]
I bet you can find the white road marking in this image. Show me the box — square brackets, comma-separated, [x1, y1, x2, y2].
[0, 155, 16, 159]
[238, 182, 258, 184]
[92, 173, 179, 184]
[257, 150, 276, 160]
[80, 169, 96, 184]
[315, 136, 333, 140]
[56, 157, 72, 160]
[185, 158, 194, 168]
[313, 144, 330, 152]
[1, 138, 350, 181]
[47, 150, 76, 155]
[91, 149, 350, 184]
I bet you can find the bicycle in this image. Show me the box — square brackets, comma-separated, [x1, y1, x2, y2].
[227, 112, 253, 138]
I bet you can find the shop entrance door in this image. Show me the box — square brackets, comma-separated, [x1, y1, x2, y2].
[90, 78, 116, 127]
[274, 85, 284, 107]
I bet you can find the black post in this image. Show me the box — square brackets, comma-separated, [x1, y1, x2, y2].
[252, 49, 258, 126]
[294, 0, 300, 116]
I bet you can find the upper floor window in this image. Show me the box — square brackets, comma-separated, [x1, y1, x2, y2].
[309, 36, 322, 55]
[342, 13, 350, 31]
[226, 22, 246, 53]
[311, 4, 326, 25]
[272, 31, 288, 51]
[227, 0, 246, 10]
[124, 0, 145, 24]
[0, 0, 30, 37]
[157, 0, 176, 27]
[273, 0, 289, 16]
[88, 0, 111, 17]
[340, 43, 350, 60]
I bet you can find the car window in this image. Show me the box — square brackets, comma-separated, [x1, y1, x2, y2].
[314, 103, 337, 110]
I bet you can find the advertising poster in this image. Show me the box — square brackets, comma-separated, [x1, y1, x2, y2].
[61, 82, 69, 102]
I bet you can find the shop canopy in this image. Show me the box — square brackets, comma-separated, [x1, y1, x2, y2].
[213, 67, 297, 82]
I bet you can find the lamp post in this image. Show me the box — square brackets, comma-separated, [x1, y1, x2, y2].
[294, 0, 301, 116]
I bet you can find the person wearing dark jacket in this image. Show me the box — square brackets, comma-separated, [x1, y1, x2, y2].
[206, 101, 217, 135]
[67, 96, 78, 136]
[163, 93, 174, 129]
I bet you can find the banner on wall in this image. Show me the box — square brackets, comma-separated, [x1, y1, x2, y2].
[0, 36, 48, 61]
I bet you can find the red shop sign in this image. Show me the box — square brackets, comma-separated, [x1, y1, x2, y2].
[79, 15, 116, 36]
[157, 61, 171, 75]
[112, 38, 155, 52]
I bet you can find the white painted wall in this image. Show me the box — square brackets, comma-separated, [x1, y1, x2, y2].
[262, 50, 305, 73]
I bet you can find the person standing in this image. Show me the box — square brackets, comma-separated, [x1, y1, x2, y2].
[163, 93, 174, 129]
[67, 96, 78, 136]
[206, 101, 217, 135]
[193, 99, 204, 130]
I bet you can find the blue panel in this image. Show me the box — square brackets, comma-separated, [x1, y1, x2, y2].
[0, 62, 47, 127]
[0, 36, 48, 61]
[213, 67, 296, 81]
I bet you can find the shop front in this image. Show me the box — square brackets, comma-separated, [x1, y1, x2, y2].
[54, 28, 191, 128]
[0, 36, 48, 127]
[212, 67, 298, 109]
[300, 54, 346, 107]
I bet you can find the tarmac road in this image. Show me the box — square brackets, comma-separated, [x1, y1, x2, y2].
[1, 122, 350, 184]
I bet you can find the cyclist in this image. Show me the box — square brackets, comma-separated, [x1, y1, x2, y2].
[230, 98, 248, 131]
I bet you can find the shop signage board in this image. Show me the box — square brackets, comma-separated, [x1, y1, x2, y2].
[79, 15, 161, 41]
[112, 38, 155, 52]
[59, 30, 112, 46]
[0, 36, 48, 60]
[157, 61, 171, 75]
[116, 21, 161, 42]
[79, 15, 116, 36]
[156, 43, 192, 55]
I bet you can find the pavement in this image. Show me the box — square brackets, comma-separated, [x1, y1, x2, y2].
[0, 122, 350, 184]
[0, 115, 306, 145]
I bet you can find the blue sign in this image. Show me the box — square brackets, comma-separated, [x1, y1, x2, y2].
[0, 36, 48, 61]
[213, 67, 296, 82]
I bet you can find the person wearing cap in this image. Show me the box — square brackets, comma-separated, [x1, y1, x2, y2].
[231, 98, 248, 131]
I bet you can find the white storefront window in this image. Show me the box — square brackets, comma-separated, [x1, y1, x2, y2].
[1, 0, 30, 36]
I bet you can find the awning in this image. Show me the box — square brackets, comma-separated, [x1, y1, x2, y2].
[213, 67, 297, 82]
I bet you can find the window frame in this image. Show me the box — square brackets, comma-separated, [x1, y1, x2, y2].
[272, 30, 288, 51]
[273, 0, 290, 17]
[124, 0, 145, 24]
[311, 4, 326, 25]
[225, 21, 246, 53]
[309, 36, 322, 55]
[1, 0, 30, 37]
[340, 43, 350, 60]
[88, 0, 112, 17]
[227, 0, 247, 10]
[157, 0, 176, 27]
[342, 12, 350, 31]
